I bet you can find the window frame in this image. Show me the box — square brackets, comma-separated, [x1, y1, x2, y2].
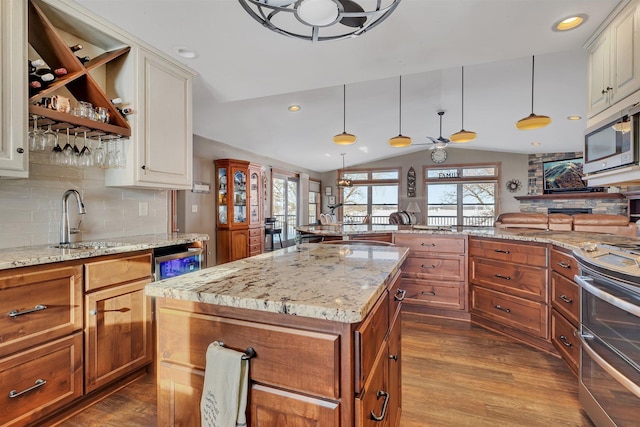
[338, 167, 402, 223]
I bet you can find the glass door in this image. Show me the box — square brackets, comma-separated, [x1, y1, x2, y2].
[272, 174, 299, 244]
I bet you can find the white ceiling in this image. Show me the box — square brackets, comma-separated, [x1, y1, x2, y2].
[74, 0, 621, 172]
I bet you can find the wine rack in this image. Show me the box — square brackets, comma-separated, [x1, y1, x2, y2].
[27, 0, 131, 138]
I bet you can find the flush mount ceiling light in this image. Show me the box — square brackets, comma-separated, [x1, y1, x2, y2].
[515, 55, 552, 130]
[567, 115, 582, 121]
[238, 0, 402, 42]
[288, 104, 301, 112]
[388, 75, 412, 147]
[450, 66, 477, 143]
[333, 84, 357, 145]
[553, 14, 588, 32]
[336, 153, 353, 187]
[173, 46, 198, 59]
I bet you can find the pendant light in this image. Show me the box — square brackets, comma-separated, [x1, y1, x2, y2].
[336, 153, 353, 187]
[516, 55, 551, 130]
[450, 66, 477, 143]
[333, 84, 357, 145]
[388, 75, 412, 147]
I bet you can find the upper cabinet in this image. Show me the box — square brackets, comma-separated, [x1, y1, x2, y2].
[587, 0, 640, 118]
[0, 0, 28, 178]
[4, 0, 195, 188]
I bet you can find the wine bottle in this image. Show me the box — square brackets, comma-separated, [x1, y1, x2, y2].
[35, 67, 68, 77]
[69, 43, 83, 52]
[76, 55, 91, 64]
[110, 97, 123, 105]
[28, 59, 45, 74]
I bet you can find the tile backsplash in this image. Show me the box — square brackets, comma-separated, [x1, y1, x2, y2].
[0, 160, 168, 249]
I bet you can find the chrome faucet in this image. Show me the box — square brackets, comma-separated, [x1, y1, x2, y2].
[60, 189, 87, 244]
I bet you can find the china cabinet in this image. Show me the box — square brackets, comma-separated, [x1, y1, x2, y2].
[215, 159, 264, 264]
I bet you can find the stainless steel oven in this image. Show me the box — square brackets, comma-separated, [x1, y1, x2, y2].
[574, 243, 640, 426]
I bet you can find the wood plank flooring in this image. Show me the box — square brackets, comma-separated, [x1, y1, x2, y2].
[60, 313, 593, 426]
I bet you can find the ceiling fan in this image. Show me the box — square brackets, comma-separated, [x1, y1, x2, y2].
[413, 110, 450, 150]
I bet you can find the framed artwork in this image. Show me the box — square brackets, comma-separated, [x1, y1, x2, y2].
[325, 186, 332, 196]
[328, 196, 336, 205]
[407, 167, 416, 197]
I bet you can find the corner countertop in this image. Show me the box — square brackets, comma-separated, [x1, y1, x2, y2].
[0, 233, 209, 271]
[146, 243, 409, 324]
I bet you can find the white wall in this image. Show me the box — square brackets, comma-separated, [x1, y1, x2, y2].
[0, 154, 168, 249]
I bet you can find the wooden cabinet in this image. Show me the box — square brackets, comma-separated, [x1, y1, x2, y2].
[0, 262, 83, 426]
[155, 270, 403, 426]
[549, 246, 580, 376]
[0, 0, 28, 178]
[469, 236, 554, 353]
[587, 0, 640, 117]
[393, 234, 468, 318]
[84, 251, 153, 392]
[215, 159, 264, 264]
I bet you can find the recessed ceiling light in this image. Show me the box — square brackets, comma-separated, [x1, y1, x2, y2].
[358, 146, 369, 153]
[531, 141, 542, 146]
[553, 14, 588, 32]
[288, 105, 301, 112]
[567, 115, 582, 121]
[173, 46, 198, 59]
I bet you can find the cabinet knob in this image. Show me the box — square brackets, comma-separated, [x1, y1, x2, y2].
[90, 309, 98, 316]
[141, 165, 146, 170]
[16, 147, 24, 154]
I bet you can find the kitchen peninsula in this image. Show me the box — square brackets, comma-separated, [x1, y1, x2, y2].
[146, 243, 409, 426]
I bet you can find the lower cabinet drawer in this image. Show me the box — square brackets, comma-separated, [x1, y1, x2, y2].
[0, 332, 83, 427]
[402, 254, 465, 281]
[401, 278, 465, 310]
[551, 309, 579, 376]
[470, 286, 548, 339]
[470, 257, 547, 301]
[355, 292, 389, 392]
[158, 307, 340, 399]
[251, 384, 339, 426]
[550, 272, 579, 325]
[356, 345, 389, 427]
[249, 242, 262, 255]
[249, 227, 263, 237]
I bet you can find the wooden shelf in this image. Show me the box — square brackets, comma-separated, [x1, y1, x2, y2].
[515, 193, 624, 201]
[29, 105, 131, 137]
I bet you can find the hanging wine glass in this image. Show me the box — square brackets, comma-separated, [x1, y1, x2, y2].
[42, 124, 56, 151]
[62, 128, 74, 165]
[115, 137, 126, 168]
[51, 129, 62, 165]
[94, 135, 106, 168]
[80, 131, 93, 167]
[28, 115, 44, 152]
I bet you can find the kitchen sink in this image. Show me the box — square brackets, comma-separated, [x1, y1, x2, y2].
[52, 241, 124, 250]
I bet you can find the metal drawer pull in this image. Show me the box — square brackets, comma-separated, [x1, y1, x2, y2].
[494, 249, 510, 254]
[394, 289, 406, 302]
[8, 379, 47, 398]
[218, 342, 256, 360]
[495, 305, 511, 313]
[557, 261, 571, 269]
[559, 295, 573, 304]
[421, 291, 436, 296]
[8, 304, 47, 318]
[494, 273, 511, 280]
[370, 390, 390, 422]
[559, 335, 573, 348]
[421, 264, 436, 269]
[421, 242, 436, 247]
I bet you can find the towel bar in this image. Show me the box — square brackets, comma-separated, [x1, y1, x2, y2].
[218, 342, 256, 360]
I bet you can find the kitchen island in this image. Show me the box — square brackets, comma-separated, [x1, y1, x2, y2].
[146, 243, 409, 426]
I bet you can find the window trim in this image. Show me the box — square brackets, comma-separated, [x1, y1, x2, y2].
[338, 166, 402, 222]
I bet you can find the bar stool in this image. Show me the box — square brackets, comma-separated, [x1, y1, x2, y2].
[264, 217, 283, 250]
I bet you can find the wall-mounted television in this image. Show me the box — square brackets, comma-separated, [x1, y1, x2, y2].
[543, 158, 594, 193]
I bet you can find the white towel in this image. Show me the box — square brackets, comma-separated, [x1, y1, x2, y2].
[201, 341, 249, 427]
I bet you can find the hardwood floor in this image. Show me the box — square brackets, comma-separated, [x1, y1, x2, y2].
[60, 313, 593, 426]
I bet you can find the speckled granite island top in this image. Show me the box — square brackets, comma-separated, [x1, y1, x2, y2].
[146, 243, 409, 323]
[0, 233, 208, 270]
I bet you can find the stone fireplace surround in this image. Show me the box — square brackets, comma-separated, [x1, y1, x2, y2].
[521, 152, 628, 216]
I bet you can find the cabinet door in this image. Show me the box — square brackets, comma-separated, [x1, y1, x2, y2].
[231, 229, 250, 261]
[85, 278, 152, 392]
[610, 4, 640, 105]
[251, 384, 339, 426]
[0, 0, 28, 177]
[356, 347, 389, 427]
[587, 31, 611, 117]
[136, 47, 192, 188]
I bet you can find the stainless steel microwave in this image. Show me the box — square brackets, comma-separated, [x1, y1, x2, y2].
[584, 105, 640, 174]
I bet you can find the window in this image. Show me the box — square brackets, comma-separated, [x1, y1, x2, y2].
[340, 169, 400, 224]
[272, 170, 299, 243]
[309, 179, 321, 225]
[424, 164, 499, 226]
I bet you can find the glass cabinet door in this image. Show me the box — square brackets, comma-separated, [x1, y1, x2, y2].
[250, 171, 259, 225]
[233, 169, 247, 224]
[218, 167, 228, 225]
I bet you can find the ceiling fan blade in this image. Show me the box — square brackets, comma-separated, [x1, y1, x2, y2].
[339, 0, 367, 27]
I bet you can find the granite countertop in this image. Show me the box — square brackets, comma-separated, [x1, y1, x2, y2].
[0, 233, 209, 270]
[146, 243, 409, 323]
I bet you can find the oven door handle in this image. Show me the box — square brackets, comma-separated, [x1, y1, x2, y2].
[578, 333, 640, 399]
[574, 275, 640, 318]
